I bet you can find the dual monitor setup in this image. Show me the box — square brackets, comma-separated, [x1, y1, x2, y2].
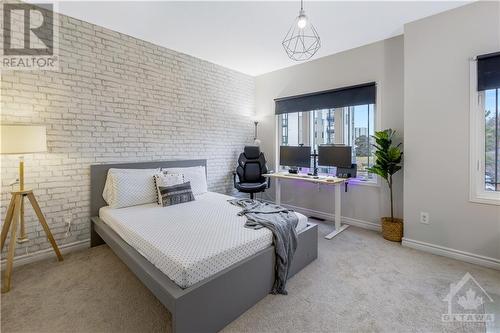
[280, 145, 357, 178]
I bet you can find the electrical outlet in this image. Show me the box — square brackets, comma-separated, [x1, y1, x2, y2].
[64, 212, 72, 226]
[64, 212, 73, 238]
[420, 212, 430, 224]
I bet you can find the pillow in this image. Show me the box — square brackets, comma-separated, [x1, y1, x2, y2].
[103, 168, 159, 208]
[162, 166, 207, 196]
[103, 168, 150, 204]
[153, 172, 184, 205]
[158, 182, 195, 207]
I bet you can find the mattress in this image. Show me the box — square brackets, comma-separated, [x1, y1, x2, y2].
[99, 192, 308, 289]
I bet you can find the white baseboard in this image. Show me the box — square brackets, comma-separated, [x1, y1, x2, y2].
[279, 203, 381, 232]
[271, 201, 499, 271]
[402, 237, 500, 271]
[1, 239, 90, 269]
[341, 216, 382, 232]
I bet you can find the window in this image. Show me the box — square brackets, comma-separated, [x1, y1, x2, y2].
[470, 52, 500, 205]
[343, 104, 375, 176]
[275, 83, 377, 182]
[484, 89, 499, 192]
[312, 109, 335, 146]
[280, 112, 304, 146]
[281, 114, 288, 145]
[278, 104, 375, 180]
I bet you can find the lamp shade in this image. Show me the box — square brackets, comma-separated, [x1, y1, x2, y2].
[1, 125, 47, 154]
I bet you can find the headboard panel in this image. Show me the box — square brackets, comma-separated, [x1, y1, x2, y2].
[90, 159, 207, 217]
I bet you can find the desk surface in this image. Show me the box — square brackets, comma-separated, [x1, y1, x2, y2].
[262, 172, 346, 185]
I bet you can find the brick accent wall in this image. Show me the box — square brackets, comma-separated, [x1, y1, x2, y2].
[0, 13, 255, 258]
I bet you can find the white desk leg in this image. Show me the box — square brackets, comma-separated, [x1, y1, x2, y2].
[275, 178, 281, 205]
[325, 182, 349, 239]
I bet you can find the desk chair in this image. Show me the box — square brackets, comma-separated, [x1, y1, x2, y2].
[233, 146, 270, 199]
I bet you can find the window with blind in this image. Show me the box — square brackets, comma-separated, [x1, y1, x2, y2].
[275, 83, 376, 181]
[470, 52, 500, 204]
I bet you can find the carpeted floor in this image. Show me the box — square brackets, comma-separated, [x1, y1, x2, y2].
[1, 222, 499, 333]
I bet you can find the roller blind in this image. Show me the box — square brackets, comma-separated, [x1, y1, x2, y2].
[274, 82, 376, 115]
[477, 52, 500, 91]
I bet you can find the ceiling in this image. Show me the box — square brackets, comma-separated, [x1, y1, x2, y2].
[50, 1, 470, 76]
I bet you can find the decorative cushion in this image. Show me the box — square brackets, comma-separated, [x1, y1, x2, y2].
[153, 172, 184, 205]
[162, 166, 207, 196]
[103, 168, 159, 208]
[158, 182, 195, 207]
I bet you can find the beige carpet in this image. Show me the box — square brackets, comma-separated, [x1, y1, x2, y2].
[2, 222, 499, 333]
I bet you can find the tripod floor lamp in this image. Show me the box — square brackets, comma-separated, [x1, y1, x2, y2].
[1, 125, 63, 293]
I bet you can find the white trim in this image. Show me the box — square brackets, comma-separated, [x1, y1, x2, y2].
[280, 202, 500, 271]
[1, 239, 89, 269]
[274, 115, 279, 172]
[341, 216, 381, 232]
[279, 202, 381, 232]
[264, 199, 500, 271]
[469, 59, 500, 205]
[372, 86, 382, 187]
[402, 237, 500, 271]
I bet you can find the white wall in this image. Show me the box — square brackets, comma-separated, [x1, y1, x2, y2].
[255, 36, 404, 226]
[404, 1, 500, 261]
[1, 13, 255, 258]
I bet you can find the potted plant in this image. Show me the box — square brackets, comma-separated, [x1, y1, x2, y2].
[367, 129, 404, 242]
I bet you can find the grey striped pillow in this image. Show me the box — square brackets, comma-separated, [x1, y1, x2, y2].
[158, 181, 195, 207]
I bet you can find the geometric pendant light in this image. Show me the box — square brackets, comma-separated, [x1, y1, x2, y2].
[282, 0, 321, 61]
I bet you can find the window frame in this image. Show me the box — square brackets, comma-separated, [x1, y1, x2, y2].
[469, 59, 500, 205]
[275, 84, 382, 187]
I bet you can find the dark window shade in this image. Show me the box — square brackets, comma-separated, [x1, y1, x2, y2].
[478, 52, 500, 91]
[274, 82, 376, 115]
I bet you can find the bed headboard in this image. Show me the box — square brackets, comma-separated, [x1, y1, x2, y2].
[90, 159, 207, 217]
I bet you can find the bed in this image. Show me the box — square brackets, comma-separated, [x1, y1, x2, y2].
[90, 160, 318, 333]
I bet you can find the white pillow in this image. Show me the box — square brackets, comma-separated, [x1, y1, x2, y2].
[163, 166, 207, 196]
[153, 172, 184, 205]
[103, 168, 159, 208]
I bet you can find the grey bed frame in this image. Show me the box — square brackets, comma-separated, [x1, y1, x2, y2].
[90, 160, 318, 333]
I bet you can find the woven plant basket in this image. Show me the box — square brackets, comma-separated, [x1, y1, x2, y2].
[381, 217, 403, 242]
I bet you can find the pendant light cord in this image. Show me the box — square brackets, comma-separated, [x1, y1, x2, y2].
[300, 0, 304, 11]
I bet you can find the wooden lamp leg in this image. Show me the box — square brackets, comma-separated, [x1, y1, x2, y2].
[1, 195, 16, 251]
[2, 195, 21, 293]
[1, 190, 63, 293]
[16, 196, 29, 244]
[27, 192, 63, 261]
[17, 159, 29, 243]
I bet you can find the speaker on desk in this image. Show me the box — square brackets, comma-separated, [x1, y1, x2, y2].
[336, 163, 357, 179]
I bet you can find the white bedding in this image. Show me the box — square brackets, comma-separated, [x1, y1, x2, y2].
[99, 192, 308, 288]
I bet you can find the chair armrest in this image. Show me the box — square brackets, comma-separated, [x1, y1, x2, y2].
[266, 176, 271, 189]
[232, 171, 238, 188]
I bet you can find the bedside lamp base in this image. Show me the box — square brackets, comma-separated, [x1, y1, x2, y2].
[1, 190, 63, 293]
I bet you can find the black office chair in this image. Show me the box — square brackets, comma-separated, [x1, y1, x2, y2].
[233, 146, 270, 199]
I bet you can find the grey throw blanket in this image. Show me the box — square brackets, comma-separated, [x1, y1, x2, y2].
[228, 199, 298, 295]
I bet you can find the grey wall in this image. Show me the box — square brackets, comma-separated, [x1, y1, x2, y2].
[255, 36, 404, 226]
[404, 1, 500, 260]
[1, 13, 255, 258]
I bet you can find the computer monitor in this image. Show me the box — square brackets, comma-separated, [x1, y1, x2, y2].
[318, 145, 352, 168]
[279, 146, 311, 168]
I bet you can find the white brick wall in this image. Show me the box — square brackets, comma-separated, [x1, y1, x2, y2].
[1, 13, 255, 258]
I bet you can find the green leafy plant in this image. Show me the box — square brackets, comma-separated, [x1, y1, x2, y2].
[366, 129, 403, 222]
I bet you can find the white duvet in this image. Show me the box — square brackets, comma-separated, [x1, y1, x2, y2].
[99, 192, 308, 288]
